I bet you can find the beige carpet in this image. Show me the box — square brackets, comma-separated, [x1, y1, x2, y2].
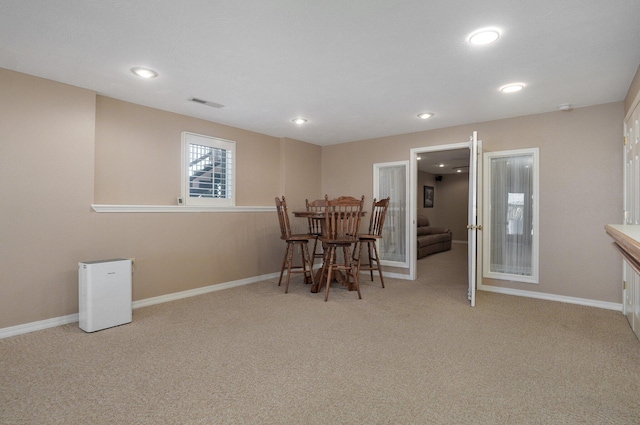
[2, 244, 639, 424]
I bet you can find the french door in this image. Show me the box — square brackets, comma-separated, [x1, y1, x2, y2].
[467, 132, 481, 306]
[624, 100, 640, 338]
[409, 133, 482, 306]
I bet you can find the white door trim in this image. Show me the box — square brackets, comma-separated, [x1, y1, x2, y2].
[409, 142, 470, 281]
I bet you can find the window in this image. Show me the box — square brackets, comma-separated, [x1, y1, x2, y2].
[181, 132, 235, 206]
[483, 148, 539, 283]
[374, 161, 409, 268]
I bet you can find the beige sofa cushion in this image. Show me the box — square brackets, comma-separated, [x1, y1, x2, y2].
[417, 215, 430, 227]
[417, 226, 431, 236]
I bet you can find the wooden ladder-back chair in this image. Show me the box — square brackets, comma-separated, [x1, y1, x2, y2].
[319, 195, 365, 301]
[305, 198, 326, 265]
[355, 197, 390, 288]
[275, 196, 315, 293]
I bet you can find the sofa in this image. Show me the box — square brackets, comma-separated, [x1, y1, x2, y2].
[417, 215, 452, 258]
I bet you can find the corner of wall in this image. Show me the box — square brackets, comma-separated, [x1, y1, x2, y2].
[625, 65, 640, 116]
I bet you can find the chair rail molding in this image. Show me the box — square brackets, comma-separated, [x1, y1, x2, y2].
[91, 204, 275, 213]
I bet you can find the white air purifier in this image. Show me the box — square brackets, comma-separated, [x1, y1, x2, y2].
[79, 258, 132, 332]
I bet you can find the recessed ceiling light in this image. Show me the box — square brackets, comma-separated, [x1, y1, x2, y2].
[417, 113, 433, 119]
[468, 28, 501, 46]
[438, 164, 445, 168]
[292, 118, 307, 125]
[131, 67, 158, 78]
[500, 83, 525, 93]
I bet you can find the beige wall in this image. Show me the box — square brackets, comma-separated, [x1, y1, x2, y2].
[417, 171, 436, 217]
[280, 137, 322, 215]
[0, 69, 321, 329]
[434, 173, 469, 241]
[625, 65, 640, 115]
[417, 171, 469, 241]
[0, 64, 632, 330]
[0, 69, 97, 327]
[322, 102, 624, 303]
[95, 96, 283, 206]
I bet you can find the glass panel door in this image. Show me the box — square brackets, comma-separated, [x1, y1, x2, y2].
[468, 132, 479, 306]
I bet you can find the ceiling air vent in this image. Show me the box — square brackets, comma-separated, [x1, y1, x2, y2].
[189, 98, 225, 108]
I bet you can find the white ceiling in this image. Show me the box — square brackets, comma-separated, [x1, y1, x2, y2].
[1, 1, 638, 146]
[417, 148, 470, 175]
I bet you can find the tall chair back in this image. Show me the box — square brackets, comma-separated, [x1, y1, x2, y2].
[323, 195, 364, 242]
[305, 198, 326, 264]
[275, 196, 293, 240]
[368, 197, 390, 237]
[305, 198, 326, 237]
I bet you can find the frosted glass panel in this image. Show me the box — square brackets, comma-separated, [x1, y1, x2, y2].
[488, 152, 536, 279]
[375, 163, 407, 265]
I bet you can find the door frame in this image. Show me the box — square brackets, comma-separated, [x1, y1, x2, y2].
[409, 141, 472, 281]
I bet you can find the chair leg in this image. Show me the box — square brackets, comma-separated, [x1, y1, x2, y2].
[371, 241, 384, 288]
[311, 236, 320, 266]
[298, 242, 308, 284]
[284, 242, 295, 293]
[352, 241, 361, 275]
[353, 241, 366, 274]
[347, 245, 362, 299]
[342, 245, 361, 299]
[366, 242, 375, 281]
[351, 240, 359, 263]
[302, 242, 315, 286]
[278, 244, 290, 287]
[324, 246, 335, 302]
[317, 246, 331, 292]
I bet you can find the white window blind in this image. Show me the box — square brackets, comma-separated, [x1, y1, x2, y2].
[182, 132, 235, 206]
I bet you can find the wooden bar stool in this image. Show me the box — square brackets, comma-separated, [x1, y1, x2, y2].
[275, 196, 315, 293]
[354, 197, 390, 288]
[319, 195, 364, 301]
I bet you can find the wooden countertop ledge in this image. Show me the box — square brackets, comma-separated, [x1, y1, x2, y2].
[605, 224, 640, 275]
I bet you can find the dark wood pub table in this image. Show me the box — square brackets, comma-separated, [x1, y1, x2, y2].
[292, 210, 364, 293]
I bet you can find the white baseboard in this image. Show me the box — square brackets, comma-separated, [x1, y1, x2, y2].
[132, 272, 279, 309]
[0, 272, 279, 339]
[0, 313, 80, 339]
[478, 283, 623, 311]
[1, 271, 623, 339]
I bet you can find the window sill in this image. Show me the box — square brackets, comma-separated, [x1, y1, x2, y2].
[91, 204, 275, 213]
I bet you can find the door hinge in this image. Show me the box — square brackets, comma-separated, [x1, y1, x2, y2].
[623, 280, 627, 290]
[467, 224, 483, 230]
[624, 136, 628, 146]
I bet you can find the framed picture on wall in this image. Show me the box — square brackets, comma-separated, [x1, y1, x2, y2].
[424, 185, 434, 208]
